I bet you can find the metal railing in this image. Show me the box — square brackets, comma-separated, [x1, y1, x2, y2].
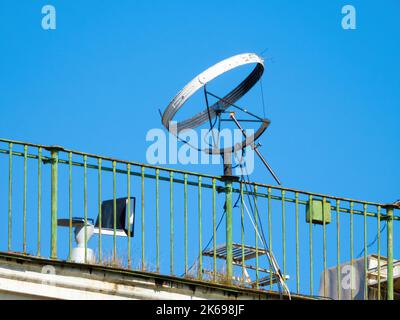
[0, 137, 398, 299]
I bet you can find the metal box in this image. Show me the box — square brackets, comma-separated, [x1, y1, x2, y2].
[306, 199, 331, 225]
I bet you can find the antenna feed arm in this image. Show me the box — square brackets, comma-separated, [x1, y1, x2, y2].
[229, 113, 282, 186]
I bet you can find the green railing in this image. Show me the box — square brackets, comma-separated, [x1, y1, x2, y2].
[0, 138, 399, 299]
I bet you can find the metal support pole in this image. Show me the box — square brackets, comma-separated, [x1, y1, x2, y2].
[225, 178, 233, 282]
[387, 207, 394, 300]
[50, 149, 59, 259]
[222, 158, 235, 283]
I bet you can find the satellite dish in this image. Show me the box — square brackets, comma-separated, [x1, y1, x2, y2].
[160, 53, 290, 298]
[161, 53, 281, 184]
[162, 53, 264, 134]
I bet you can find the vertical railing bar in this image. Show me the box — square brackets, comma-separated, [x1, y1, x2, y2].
[309, 194, 314, 296]
[97, 158, 102, 263]
[127, 163, 132, 268]
[198, 176, 202, 280]
[295, 192, 300, 294]
[112, 160, 117, 264]
[377, 205, 381, 300]
[268, 187, 272, 290]
[156, 169, 160, 273]
[170, 171, 174, 276]
[184, 174, 188, 275]
[363, 203, 368, 300]
[336, 199, 341, 300]
[84, 155, 88, 264]
[387, 207, 394, 300]
[282, 190, 286, 277]
[23, 145, 27, 254]
[240, 182, 245, 285]
[50, 149, 58, 259]
[8, 143, 13, 252]
[68, 152, 73, 261]
[213, 178, 217, 282]
[255, 185, 259, 288]
[37, 147, 42, 257]
[225, 179, 233, 283]
[350, 201, 354, 300]
[322, 196, 327, 297]
[141, 166, 145, 271]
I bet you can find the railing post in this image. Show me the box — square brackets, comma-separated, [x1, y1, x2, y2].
[222, 161, 235, 283]
[225, 179, 233, 282]
[47, 146, 62, 259]
[386, 206, 394, 300]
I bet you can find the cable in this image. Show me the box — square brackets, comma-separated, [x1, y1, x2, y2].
[204, 85, 218, 149]
[238, 161, 291, 299]
[183, 191, 242, 277]
[357, 221, 387, 259]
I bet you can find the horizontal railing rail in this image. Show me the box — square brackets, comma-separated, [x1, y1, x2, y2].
[0, 137, 398, 300]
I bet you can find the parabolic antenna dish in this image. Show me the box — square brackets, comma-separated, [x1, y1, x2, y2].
[161, 53, 267, 155]
[162, 53, 264, 133]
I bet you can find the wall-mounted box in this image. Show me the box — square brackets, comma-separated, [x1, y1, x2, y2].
[306, 199, 331, 225]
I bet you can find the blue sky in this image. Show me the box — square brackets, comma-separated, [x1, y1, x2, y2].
[1, 0, 399, 202]
[0, 0, 399, 295]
